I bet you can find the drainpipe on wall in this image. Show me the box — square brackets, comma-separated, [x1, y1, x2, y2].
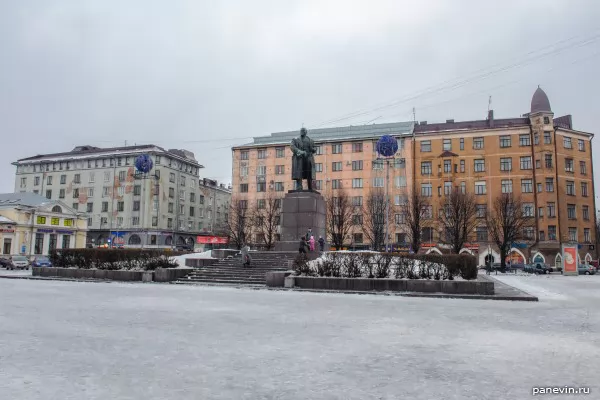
[529, 122, 540, 262]
[588, 134, 598, 260]
[552, 126, 562, 252]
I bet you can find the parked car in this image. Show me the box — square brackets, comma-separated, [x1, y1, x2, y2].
[0, 256, 11, 269]
[8, 255, 30, 270]
[578, 264, 596, 275]
[176, 244, 194, 253]
[32, 256, 52, 268]
[523, 263, 550, 274]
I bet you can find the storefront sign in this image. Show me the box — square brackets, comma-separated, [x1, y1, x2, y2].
[562, 244, 578, 276]
[55, 230, 74, 235]
[37, 228, 54, 233]
[196, 236, 229, 244]
[421, 243, 437, 248]
[0, 227, 15, 233]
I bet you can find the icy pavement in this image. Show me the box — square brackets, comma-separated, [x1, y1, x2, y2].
[1, 279, 599, 400]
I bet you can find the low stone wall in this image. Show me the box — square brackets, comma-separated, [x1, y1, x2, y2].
[33, 267, 193, 283]
[154, 268, 193, 282]
[265, 271, 294, 287]
[185, 258, 218, 268]
[283, 276, 494, 295]
[211, 249, 239, 259]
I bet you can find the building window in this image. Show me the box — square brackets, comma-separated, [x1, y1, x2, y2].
[500, 158, 512, 171]
[199, 195, 204, 205]
[548, 225, 557, 240]
[547, 202, 556, 218]
[332, 161, 342, 172]
[394, 158, 405, 169]
[566, 181, 575, 196]
[59, 189, 65, 199]
[473, 137, 484, 150]
[565, 158, 574, 172]
[60, 175, 67, 184]
[522, 227, 534, 240]
[568, 227, 577, 242]
[460, 160, 465, 173]
[133, 201, 140, 211]
[353, 214, 364, 225]
[45, 190, 52, 199]
[153, 199, 159, 211]
[475, 181, 486, 195]
[33, 176, 40, 186]
[443, 181, 452, 195]
[275, 147, 285, 158]
[167, 218, 173, 229]
[240, 165, 248, 177]
[101, 201, 108, 212]
[459, 138, 464, 150]
[584, 228, 591, 243]
[256, 165, 266, 176]
[118, 186, 125, 196]
[395, 176, 407, 188]
[543, 131, 552, 144]
[537, 183, 542, 193]
[168, 203, 174, 213]
[578, 139, 585, 152]
[421, 162, 432, 175]
[117, 202, 124, 212]
[189, 206, 195, 217]
[315, 145, 323, 155]
[352, 233, 364, 244]
[332, 143, 343, 154]
[544, 154, 553, 168]
[168, 172, 176, 182]
[72, 188, 79, 198]
[314, 163, 322, 173]
[519, 134, 531, 146]
[474, 159, 485, 172]
[580, 161, 587, 175]
[118, 171, 126, 181]
[190, 192, 196, 202]
[501, 180, 513, 194]
[352, 178, 363, 188]
[443, 160, 451, 173]
[257, 183, 266, 192]
[373, 177, 384, 188]
[240, 151, 249, 160]
[500, 135, 511, 148]
[521, 179, 533, 193]
[536, 160, 541, 169]
[583, 205, 590, 220]
[476, 226, 488, 242]
[352, 196, 363, 206]
[420, 141, 431, 152]
[257, 149, 267, 159]
[73, 173, 81, 184]
[475, 204, 486, 218]
[47, 176, 53, 185]
[352, 142, 363, 152]
[538, 207, 544, 218]
[372, 160, 383, 170]
[522, 203, 534, 217]
[274, 182, 285, 191]
[545, 178, 554, 192]
[275, 165, 285, 175]
[87, 187, 94, 198]
[563, 137, 572, 149]
[394, 213, 405, 225]
[421, 183, 432, 197]
[332, 179, 342, 189]
[534, 134, 539, 145]
[544, 116, 550, 124]
[520, 156, 532, 170]
[352, 160, 363, 171]
[567, 204, 576, 219]
[581, 182, 588, 197]
[314, 180, 322, 191]
[443, 139, 452, 151]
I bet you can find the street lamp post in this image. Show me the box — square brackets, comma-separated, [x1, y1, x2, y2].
[375, 135, 399, 252]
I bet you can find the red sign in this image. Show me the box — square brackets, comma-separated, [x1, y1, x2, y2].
[421, 243, 437, 248]
[563, 246, 577, 274]
[0, 228, 15, 233]
[464, 244, 479, 250]
[196, 236, 229, 244]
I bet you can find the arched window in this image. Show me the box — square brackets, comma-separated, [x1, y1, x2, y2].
[165, 236, 173, 246]
[177, 236, 186, 245]
[52, 205, 62, 213]
[128, 234, 141, 245]
[186, 237, 194, 246]
[555, 254, 562, 269]
[585, 253, 592, 264]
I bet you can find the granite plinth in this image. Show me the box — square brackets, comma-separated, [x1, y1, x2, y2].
[274, 191, 326, 251]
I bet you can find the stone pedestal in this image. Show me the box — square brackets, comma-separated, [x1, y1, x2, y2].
[274, 191, 326, 252]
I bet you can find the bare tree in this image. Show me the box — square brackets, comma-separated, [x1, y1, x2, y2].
[486, 193, 534, 270]
[225, 198, 252, 250]
[439, 190, 478, 254]
[401, 191, 430, 254]
[251, 193, 283, 250]
[362, 189, 393, 251]
[325, 190, 355, 250]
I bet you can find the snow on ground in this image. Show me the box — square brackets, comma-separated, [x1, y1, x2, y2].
[171, 250, 215, 267]
[1, 278, 599, 399]
[492, 273, 600, 302]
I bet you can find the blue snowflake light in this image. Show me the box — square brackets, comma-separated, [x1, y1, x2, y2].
[134, 154, 154, 173]
[376, 135, 398, 158]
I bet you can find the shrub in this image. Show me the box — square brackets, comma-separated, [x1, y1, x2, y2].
[458, 255, 478, 280]
[342, 253, 362, 278]
[293, 253, 313, 276]
[48, 249, 184, 271]
[374, 253, 393, 278]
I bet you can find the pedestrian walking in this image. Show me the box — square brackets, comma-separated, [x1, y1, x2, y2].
[318, 236, 325, 252]
[241, 244, 251, 267]
[299, 236, 308, 255]
[309, 235, 315, 252]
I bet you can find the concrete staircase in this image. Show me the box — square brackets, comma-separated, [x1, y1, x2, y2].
[174, 251, 298, 286]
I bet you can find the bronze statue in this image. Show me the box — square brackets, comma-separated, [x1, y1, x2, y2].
[290, 127, 316, 191]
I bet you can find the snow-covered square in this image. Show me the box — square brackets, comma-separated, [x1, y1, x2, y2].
[0, 276, 599, 400]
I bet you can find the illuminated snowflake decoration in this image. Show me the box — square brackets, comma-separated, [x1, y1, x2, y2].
[376, 135, 398, 158]
[134, 154, 154, 173]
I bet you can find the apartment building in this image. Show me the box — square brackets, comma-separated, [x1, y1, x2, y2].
[13, 145, 230, 248]
[413, 87, 596, 266]
[232, 122, 414, 245]
[231, 88, 596, 267]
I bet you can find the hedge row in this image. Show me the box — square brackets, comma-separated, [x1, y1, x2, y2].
[293, 252, 478, 280]
[48, 249, 181, 271]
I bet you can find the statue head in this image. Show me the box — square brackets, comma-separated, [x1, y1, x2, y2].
[300, 127, 307, 137]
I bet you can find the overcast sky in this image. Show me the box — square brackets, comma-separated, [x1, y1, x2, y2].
[1, 0, 599, 195]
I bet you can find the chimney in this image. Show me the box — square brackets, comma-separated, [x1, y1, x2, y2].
[488, 109, 494, 128]
[446, 119, 454, 124]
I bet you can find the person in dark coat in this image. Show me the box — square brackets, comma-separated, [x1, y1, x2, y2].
[299, 236, 308, 254]
[241, 244, 251, 267]
[318, 236, 325, 252]
[290, 128, 316, 191]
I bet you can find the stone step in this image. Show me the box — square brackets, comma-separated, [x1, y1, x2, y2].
[178, 278, 265, 284]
